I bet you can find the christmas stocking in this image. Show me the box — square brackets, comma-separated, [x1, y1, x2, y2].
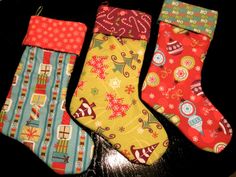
[0, 16, 94, 174]
[70, 5, 168, 165]
[141, 0, 232, 153]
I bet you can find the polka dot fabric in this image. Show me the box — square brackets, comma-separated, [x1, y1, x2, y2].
[23, 16, 87, 55]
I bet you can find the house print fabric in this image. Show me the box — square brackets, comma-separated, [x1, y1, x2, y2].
[141, 0, 232, 153]
[0, 16, 94, 174]
[70, 5, 168, 165]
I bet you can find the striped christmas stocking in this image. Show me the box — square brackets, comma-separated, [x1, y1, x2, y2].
[0, 16, 94, 174]
[141, 0, 232, 153]
[70, 5, 168, 165]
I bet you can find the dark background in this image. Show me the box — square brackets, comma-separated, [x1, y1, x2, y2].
[0, 0, 235, 176]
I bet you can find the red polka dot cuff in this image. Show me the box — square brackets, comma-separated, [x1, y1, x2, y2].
[23, 16, 87, 55]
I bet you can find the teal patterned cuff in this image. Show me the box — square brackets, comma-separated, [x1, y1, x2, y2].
[159, 0, 218, 39]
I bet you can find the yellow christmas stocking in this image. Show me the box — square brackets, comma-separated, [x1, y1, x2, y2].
[70, 5, 168, 165]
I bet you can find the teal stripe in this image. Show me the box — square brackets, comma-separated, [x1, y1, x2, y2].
[72, 127, 80, 172]
[46, 53, 68, 164]
[37, 52, 59, 156]
[83, 132, 89, 171]
[15, 47, 39, 139]
[6, 47, 31, 135]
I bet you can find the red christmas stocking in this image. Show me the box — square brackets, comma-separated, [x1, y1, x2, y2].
[141, 0, 232, 153]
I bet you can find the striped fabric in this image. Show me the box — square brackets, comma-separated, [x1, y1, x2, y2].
[0, 16, 94, 175]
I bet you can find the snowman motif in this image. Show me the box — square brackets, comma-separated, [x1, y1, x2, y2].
[179, 100, 204, 134]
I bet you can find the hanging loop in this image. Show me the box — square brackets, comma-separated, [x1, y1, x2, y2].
[102, 0, 109, 6]
[35, 5, 43, 16]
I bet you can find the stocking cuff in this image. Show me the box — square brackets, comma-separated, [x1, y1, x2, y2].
[94, 5, 152, 41]
[23, 16, 87, 55]
[158, 0, 218, 39]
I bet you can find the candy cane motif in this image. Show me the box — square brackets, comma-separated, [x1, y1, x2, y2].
[94, 5, 151, 40]
[103, 19, 113, 26]
[96, 13, 106, 19]
[95, 21, 114, 33]
[141, 14, 151, 28]
[107, 7, 117, 20]
[121, 18, 132, 28]
[137, 20, 147, 34]
[118, 28, 126, 38]
[136, 14, 152, 34]
[129, 16, 140, 32]
[131, 10, 138, 17]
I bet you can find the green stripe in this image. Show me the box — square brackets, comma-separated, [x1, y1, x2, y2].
[83, 132, 89, 171]
[72, 127, 80, 172]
